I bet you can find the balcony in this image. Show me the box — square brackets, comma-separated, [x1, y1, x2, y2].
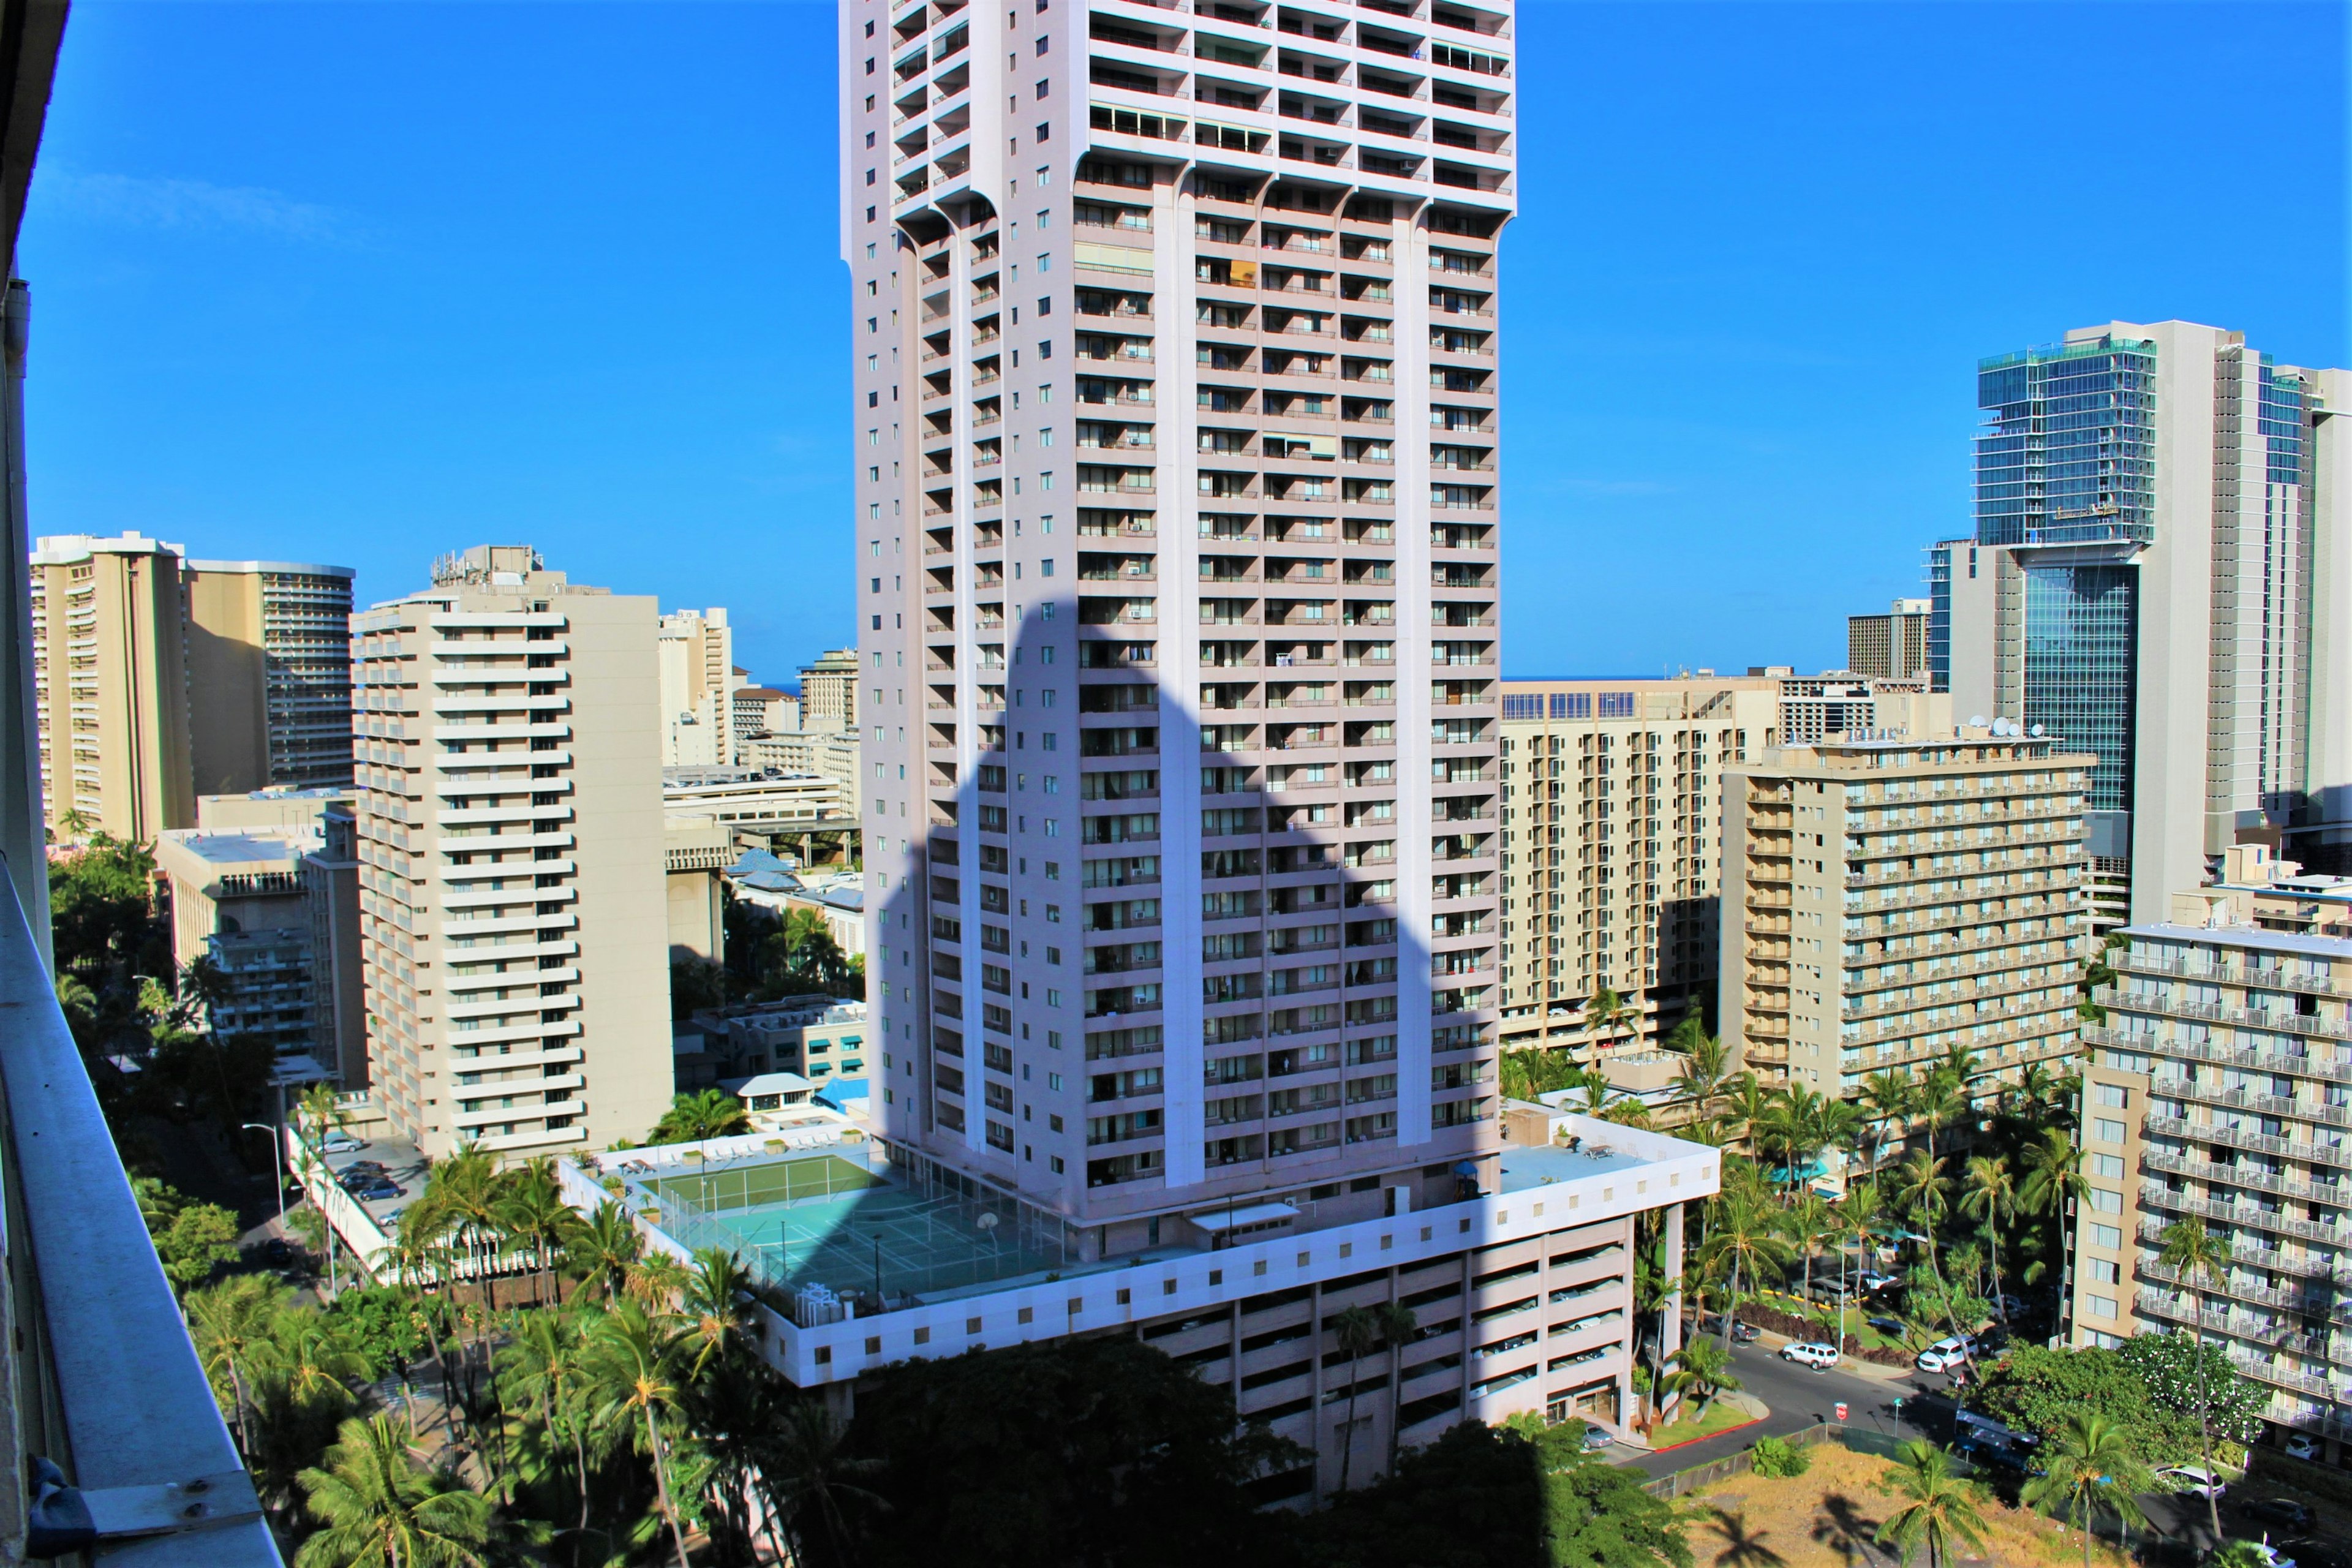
[0, 885, 280, 1562]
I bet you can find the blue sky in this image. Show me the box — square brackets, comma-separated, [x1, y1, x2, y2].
[18, 1, 2346, 687]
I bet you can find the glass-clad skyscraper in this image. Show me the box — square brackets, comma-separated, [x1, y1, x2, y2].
[1937, 322, 2351, 923]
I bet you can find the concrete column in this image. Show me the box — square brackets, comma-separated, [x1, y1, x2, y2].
[1659, 1200, 1685, 1420]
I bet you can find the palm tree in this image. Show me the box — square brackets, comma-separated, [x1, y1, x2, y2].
[2022, 1411, 2151, 1568]
[1859, 1071, 1914, 1174]
[1373, 1301, 1419, 1476]
[627, 1251, 694, 1313]
[189, 1274, 283, 1461]
[1702, 1188, 1795, 1349]
[1958, 1155, 2017, 1324]
[499, 1309, 599, 1551]
[1893, 1149, 1950, 1280]
[1661, 1336, 1741, 1424]
[582, 1300, 695, 1568]
[1586, 986, 1634, 1065]
[295, 1414, 499, 1568]
[1831, 1183, 1886, 1348]
[2158, 1217, 2231, 1544]
[1332, 1305, 1382, 1493]
[496, 1158, 582, 1309]
[1669, 1023, 1732, 1126]
[683, 1247, 758, 1378]
[649, 1087, 753, 1146]
[567, 1202, 643, 1303]
[761, 1397, 887, 1567]
[1717, 1072, 1774, 1154]
[1875, 1439, 1989, 1568]
[2021, 1127, 2087, 1341]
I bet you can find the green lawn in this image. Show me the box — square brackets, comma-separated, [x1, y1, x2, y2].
[1648, 1400, 1760, 1450]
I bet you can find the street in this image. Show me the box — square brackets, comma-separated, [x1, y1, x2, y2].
[1619, 1341, 1935, 1477]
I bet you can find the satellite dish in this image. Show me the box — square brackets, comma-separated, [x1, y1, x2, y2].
[1968, 715, 1987, 729]
[2030, 723, 2045, 737]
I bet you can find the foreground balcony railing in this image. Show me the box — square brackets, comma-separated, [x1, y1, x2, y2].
[0, 873, 281, 1564]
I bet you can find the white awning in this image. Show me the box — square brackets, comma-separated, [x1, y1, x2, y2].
[1191, 1200, 1300, 1232]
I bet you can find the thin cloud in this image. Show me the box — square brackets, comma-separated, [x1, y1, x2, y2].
[37, 170, 361, 244]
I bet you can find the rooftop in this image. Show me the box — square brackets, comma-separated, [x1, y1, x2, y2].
[2127, 921, 2352, 960]
[1496, 1137, 1650, 1193]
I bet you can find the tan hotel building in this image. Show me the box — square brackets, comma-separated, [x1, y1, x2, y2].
[351, 546, 673, 1158]
[1719, 725, 2091, 1104]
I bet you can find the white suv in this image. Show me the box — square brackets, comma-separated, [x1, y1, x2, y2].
[1782, 1341, 1841, 1370]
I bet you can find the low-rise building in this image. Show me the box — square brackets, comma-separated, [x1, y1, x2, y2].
[555, 1109, 1716, 1494]
[155, 825, 320, 1059]
[2072, 893, 2352, 1456]
[690, 994, 872, 1085]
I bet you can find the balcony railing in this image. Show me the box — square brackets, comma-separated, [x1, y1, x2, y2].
[0, 875, 280, 1562]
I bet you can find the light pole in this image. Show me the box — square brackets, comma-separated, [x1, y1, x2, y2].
[242, 1123, 287, 1227]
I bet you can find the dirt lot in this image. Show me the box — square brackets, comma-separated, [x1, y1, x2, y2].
[1688, 1443, 2133, 1568]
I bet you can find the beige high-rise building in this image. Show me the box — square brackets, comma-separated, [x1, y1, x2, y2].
[1776, 672, 1943, 748]
[1846, 598, 1931, 681]
[28, 532, 194, 840]
[658, 607, 735, 767]
[2071, 850, 2352, 1454]
[183, 558, 355, 794]
[1719, 725, 2092, 1119]
[1496, 677, 1778, 1058]
[351, 545, 673, 1158]
[796, 647, 858, 733]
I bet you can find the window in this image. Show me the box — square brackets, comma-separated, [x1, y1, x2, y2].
[2090, 1153, 2125, 1180]
[2087, 1258, 2119, 1284]
[2089, 1222, 2122, 1250]
[2086, 1294, 2117, 1320]
[2086, 1188, 2121, 1213]
[2092, 1117, 2126, 1144]
[2097, 1082, 2129, 1108]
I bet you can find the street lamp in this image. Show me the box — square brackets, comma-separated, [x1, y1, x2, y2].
[242, 1123, 287, 1226]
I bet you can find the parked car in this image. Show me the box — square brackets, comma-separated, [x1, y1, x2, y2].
[1580, 1425, 1613, 1452]
[2237, 1499, 2316, 1532]
[320, 1131, 364, 1154]
[1916, 1336, 1971, 1373]
[1866, 1316, 1907, 1338]
[350, 1179, 403, 1201]
[2157, 1465, 2228, 1499]
[1700, 1315, 1761, 1344]
[1781, 1341, 1841, 1370]
[2282, 1433, 2320, 1462]
[258, 1237, 292, 1266]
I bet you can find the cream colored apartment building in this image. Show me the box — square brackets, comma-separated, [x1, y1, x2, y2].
[183, 558, 356, 794]
[28, 532, 194, 840]
[1496, 677, 1777, 1057]
[659, 607, 737, 767]
[1719, 725, 2092, 1109]
[350, 545, 673, 1158]
[2073, 858, 2352, 1453]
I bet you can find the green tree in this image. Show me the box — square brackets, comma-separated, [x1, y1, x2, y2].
[1874, 1440, 1989, 1568]
[2022, 1411, 2150, 1568]
[295, 1414, 500, 1568]
[1958, 1156, 2017, 1324]
[2157, 1216, 2232, 1542]
[1582, 986, 1632, 1068]
[133, 1174, 242, 1294]
[567, 1202, 643, 1303]
[581, 1300, 695, 1568]
[1700, 1188, 1793, 1348]
[188, 1273, 284, 1461]
[759, 1396, 888, 1568]
[1661, 1336, 1741, 1424]
[646, 1088, 751, 1147]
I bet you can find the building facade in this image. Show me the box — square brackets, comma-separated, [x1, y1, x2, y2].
[853, 0, 1513, 1230]
[27, 532, 194, 840]
[2073, 881, 2352, 1455]
[1495, 676, 1777, 1058]
[1934, 323, 2351, 918]
[350, 545, 673, 1158]
[1774, 673, 1943, 749]
[1717, 728, 2092, 1113]
[659, 607, 736, 767]
[183, 557, 356, 794]
[155, 824, 320, 1060]
[1847, 598, 1931, 682]
[797, 647, 859, 732]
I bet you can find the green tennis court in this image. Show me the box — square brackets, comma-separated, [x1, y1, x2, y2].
[647, 1153, 877, 1212]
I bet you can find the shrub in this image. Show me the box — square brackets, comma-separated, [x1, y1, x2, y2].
[1750, 1435, 1811, 1479]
